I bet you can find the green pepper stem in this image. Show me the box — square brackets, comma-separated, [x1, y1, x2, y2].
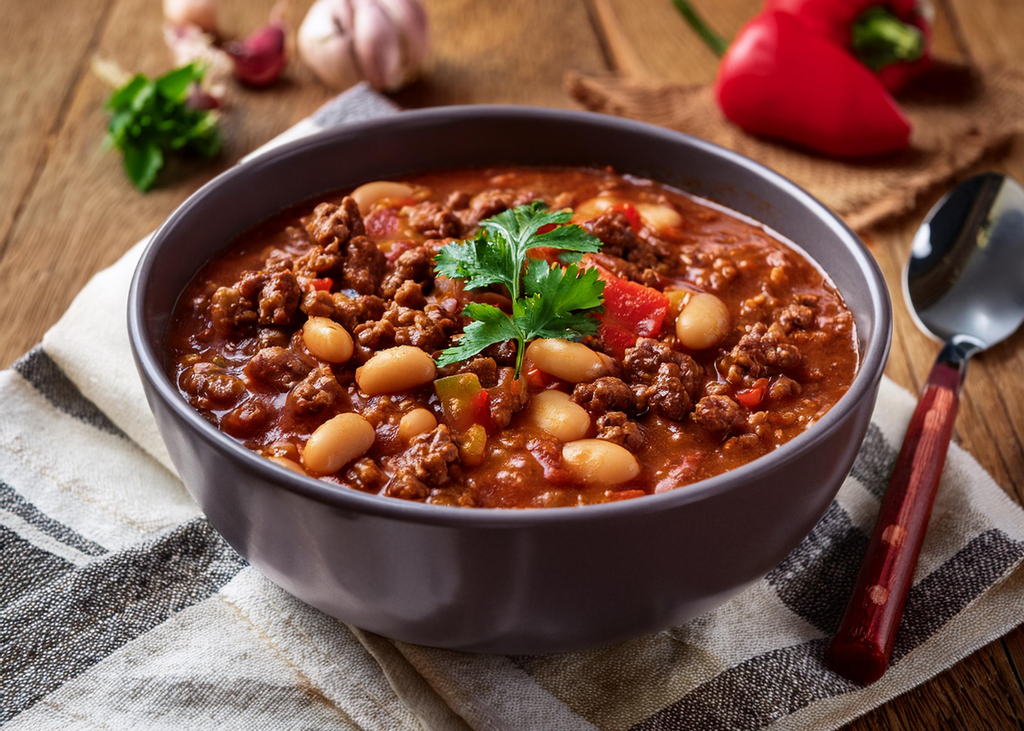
[851, 7, 925, 71]
[671, 0, 729, 57]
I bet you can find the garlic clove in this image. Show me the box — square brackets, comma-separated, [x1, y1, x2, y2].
[376, 0, 429, 84]
[224, 6, 287, 87]
[297, 0, 362, 90]
[352, 0, 406, 91]
[164, 0, 218, 34]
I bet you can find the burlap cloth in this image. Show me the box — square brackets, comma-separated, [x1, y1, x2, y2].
[567, 62, 1024, 230]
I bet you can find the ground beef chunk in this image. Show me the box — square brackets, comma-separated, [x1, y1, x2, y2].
[255, 328, 290, 349]
[582, 212, 672, 270]
[344, 458, 388, 493]
[210, 286, 258, 335]
[294, 243, 341, 277]
[481, 340, 517, 367]
[446, 190, 472, 210]
[646, 363, 699, 420]
[461, 189, 536, 226]
[407, 201, 462, 239]
[255, 270, 300, 325]
[623, 338, 702, 420]
[220, 398, 271, 438]
[300, 289, 337, 318]
[287, 364, 342, 414]
[692, 395, 746, 434]
[438, 356, 499, 387]
[387, 425, 460, 500]
[179, 363, 245, 408]
[354, 302, 457, 357]
[721, 323, 801, 384]
[489, 367, 530, 428]
[305, 198, 364, 248]
[769, 375, 802, 400]
[341, 235, 386, 295]
[572, 377, 638, 415]
[393, 280, 427, 309]
[246, 347, 313, 390]
[585, 251, 664, 289]
[380, 245, 434, 298]
[596, 411, 644, 450]
[334, 293, 386, 332]
[583, 210, 637, 253]
[777, 303, 815, 332]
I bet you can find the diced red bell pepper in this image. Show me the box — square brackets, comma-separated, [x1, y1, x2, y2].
[586, 264, 669, 353]
[736, 378, 769, 409]
[309, 277, 333, 292]
[598, 322, 640, 352]
[434, 374, 492, 433]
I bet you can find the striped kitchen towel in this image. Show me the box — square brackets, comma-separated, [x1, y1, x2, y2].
[3, 84, 1024, 731]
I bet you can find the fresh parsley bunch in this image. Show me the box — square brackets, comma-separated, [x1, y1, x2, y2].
[105, 63, 221, 191]
[435, 202, 606, 377]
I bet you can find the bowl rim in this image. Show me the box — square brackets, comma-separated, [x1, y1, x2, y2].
[128, 104, 892, 528]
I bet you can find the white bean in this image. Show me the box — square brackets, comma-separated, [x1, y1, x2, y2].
[356, 345, 436, 395]
[634, 202, 683, 230]
[525, 339, 613, 384]
[573, 194, 620, 220]
[268, 456, 307, 475]
[302, 317, 354, 363]
[398, 408, 437, 441]
[350, 181, 416, 215]
[561, 439, 640, 485]
[302, 413, 375, 474]
[675, 292, 731, 350]
[528, 390, 591, 442]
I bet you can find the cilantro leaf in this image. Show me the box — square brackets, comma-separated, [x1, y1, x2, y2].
[519, 260, 604, 341]
[435, 303, 521, 367]
[434, 203, 605, 377]
[103, 63, 221, 192]
[434, 233, 514, 292]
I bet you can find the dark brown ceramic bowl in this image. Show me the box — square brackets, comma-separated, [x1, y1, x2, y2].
[128, 107, 891, 653]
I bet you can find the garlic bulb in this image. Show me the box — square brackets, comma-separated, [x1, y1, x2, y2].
[298, 0, 429, 92]
[163, 0, 218, 34]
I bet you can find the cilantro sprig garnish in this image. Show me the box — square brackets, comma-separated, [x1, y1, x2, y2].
[434, 202, 606, 377]
[104, 63, 221, 191]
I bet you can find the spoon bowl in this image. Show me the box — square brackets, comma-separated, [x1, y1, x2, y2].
[906, 172, 1024, 354]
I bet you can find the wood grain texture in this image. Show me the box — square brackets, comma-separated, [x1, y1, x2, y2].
[0, 0, 1021, 728]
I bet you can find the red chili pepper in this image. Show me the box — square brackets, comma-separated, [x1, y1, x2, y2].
[310, 277, 333, 291]
[764, 0, 931, 93]
[674, 0, 928, 157]
[736, 378, 769, 409]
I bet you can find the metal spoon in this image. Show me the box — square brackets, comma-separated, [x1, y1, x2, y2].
[829, 172, 1024, 684]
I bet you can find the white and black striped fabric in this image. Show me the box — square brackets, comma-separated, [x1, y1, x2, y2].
[3, 86, 1024, 731]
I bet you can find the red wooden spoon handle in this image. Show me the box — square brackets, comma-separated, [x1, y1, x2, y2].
[829, 356, 963, 683]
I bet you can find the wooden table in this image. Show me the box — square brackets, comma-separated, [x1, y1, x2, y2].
[2, 0, 1022, 727]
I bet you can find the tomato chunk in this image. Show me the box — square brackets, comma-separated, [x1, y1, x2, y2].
[309, 277, 333, 292]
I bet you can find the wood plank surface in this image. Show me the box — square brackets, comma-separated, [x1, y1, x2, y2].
[0, 0, 1022, 729]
